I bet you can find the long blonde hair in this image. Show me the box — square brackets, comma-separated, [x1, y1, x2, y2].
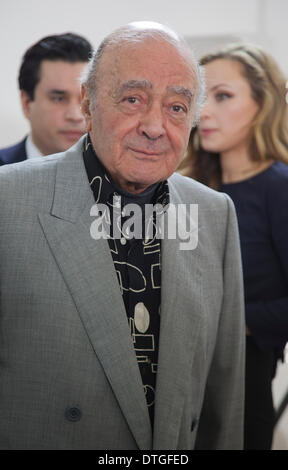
[179, 43, 288, 189]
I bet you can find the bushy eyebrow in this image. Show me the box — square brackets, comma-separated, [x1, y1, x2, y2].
[47, 89, 68, 95]
[167, 86, 194, 107]
[121, 79, 152, 91]
[112, 80, 152, 101]
[113, 80, 194, 108]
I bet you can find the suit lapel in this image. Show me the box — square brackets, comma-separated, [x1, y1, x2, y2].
[38, 139, 152, 450]
[153, 186, 203, 450]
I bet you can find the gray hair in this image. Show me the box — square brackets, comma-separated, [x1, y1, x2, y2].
[81, 21, 206, 126]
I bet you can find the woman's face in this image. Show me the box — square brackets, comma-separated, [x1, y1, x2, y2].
[199, 59, 259, 155]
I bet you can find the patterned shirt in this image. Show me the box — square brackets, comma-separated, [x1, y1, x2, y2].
[83, 134, 170, 426]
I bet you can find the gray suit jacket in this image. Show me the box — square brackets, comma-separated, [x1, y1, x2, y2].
[0, 137, 245, 450]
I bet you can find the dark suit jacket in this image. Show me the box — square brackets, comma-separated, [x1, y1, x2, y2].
[0, 138, 27, 165]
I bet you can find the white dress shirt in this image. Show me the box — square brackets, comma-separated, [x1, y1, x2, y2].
[25, 135, 43, 159]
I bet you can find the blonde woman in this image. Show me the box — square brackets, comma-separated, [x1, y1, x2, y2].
[180, 44, 288, 450]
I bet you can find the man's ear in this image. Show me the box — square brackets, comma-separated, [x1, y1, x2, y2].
[81, 84, 92, 132]
[20, 90, 33, 120]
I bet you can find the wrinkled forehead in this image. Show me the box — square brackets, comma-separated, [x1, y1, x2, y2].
[98, 37, 197, 87]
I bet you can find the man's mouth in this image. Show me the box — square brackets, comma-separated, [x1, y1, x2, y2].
[129, 147, 163, 156]
[60, 130, 84, 140]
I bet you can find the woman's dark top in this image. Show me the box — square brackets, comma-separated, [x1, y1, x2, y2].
[221, 161, 288, 357]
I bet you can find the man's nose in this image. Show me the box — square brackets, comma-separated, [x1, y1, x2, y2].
[137, 103, 165, 140]
[65, 101, 84, 122]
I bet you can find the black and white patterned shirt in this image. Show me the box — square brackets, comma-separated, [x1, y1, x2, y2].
[83, 134, 170, 426]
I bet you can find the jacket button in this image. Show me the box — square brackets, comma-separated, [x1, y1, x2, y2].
[191, 417, 199, 432]
[65, 406, 82, 422]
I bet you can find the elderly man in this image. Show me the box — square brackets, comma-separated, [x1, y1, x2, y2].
[0, 22, 245, 450]
[0, 33, 92, 165]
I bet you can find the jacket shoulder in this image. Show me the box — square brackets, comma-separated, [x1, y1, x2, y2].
[0, 138, 27, 165]
[0, 152, 61, 206]
[169, 172, 229, 207]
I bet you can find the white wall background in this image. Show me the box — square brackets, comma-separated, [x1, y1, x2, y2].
[0, 0, 288, 146]
[0, 0, 287, 448]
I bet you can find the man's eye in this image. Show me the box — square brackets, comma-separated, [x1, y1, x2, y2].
[171, 104, 186, 113]
[125, 96, 139, 104]
[50, 95, 65, 103]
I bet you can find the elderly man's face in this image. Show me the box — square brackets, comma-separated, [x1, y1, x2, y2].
[82, 39, 197, 193]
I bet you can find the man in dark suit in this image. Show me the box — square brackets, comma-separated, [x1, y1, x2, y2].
[0, 33, 92, 166]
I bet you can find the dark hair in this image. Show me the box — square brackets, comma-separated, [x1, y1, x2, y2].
[18, 32, 93, 100]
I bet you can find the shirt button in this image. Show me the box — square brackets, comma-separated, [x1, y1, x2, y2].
[120, 237, 127, 245]
[65, 406, 82, 422]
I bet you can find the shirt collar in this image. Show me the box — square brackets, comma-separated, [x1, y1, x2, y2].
[25, 134, 44, 159]
[82, 134, 169, 207]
